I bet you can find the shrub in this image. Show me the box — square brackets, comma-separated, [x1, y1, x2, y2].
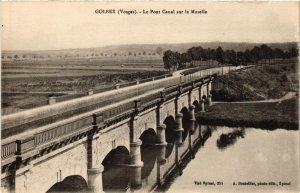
[281, 65, 288, 71]
[267, 87, 282, 99]
[265, 66, 280, 74]
[281, 74, 288, 82]
[211, 88, 244, 102]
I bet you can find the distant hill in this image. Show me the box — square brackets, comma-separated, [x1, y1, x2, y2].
[2, 42, 298, 60]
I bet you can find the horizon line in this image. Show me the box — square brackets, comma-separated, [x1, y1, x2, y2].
[2, 40, 298, 52]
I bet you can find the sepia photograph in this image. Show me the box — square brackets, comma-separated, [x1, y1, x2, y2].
[1, 1, 299, 193]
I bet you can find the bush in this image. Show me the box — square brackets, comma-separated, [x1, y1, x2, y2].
[281, 74, 288, 82]
[281, 65, 288, 71]
[265, 66, 280, 74]
[211, 88, 244, 102]
[267, 87, 282, 99]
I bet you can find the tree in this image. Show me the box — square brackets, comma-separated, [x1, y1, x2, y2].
[156, 47, 163, 56]
[163, 50, 177, 71]
[179, 52, 192, 68]
[226, 50, 237, 66]
[237, 51, 246, 65]
[250, 46, 262, 63]
[216, 46, 225, 65]
[210, 49, 216, 64]
[14, 54, 19, 59]
[128, 51, 132, 56]
[142, 51, 146, 55]
[289, 47, 299, 58]
[187, 47, 201, 66]
[260, 44, 273, 64]
[273, 48, 284, 58]
[243, 49, 252, 65]
[273, 48, 284, 64]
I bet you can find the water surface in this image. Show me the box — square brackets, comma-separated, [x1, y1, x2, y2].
[167, 126, 299, 193]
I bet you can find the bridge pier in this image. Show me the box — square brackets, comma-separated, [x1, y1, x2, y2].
[189, 105, 196, 133]
[174, 113, 184, 145]
[188, 105, 196, 159]
[200, 99, 205, 112]
[87, 166, 104, 193]
[207, 94, 212, 106]
[153, 124, 168, 187]
[156, 124, 167, 164]
[206, 79, 212, 106]
[206, 82, 210, 96]
[198, 85, 202, 102]
[129, 140, 143, 188]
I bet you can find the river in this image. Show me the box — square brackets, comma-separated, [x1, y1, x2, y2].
[167, 126, 299, 193]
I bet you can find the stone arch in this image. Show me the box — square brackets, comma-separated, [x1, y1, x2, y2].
[163, 115, 176, 158]
[139, 128, 157, 145]
[95, 124, 130, 167]
[102, 146, 131, 192]
[139, 128, 157, 180]
[180, 107, 189, 142]
[24, 143, 88, 193]
[46, 175, 88, 193]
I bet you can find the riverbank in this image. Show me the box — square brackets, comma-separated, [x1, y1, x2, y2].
[196, 98, 299, 130]
[212, 62, 298, 101]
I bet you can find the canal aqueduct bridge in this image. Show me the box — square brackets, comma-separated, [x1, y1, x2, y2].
[1, 66, 242, 193]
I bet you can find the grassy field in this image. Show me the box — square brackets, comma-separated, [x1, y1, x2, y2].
[1, 57, 167, 115]
[197, 98, 298, 130]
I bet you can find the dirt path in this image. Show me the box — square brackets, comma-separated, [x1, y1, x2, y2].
[213, 92, 297, 104]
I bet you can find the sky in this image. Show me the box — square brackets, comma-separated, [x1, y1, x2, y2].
[1, 2, 299, 51]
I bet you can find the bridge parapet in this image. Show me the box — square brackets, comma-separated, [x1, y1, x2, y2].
[1, 77, 180, 138]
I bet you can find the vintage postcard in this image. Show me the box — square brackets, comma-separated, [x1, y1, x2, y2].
[1, 1, 299, 193]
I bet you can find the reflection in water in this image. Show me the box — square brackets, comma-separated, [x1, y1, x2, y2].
[164, 116, 176, 158]
[168, 126, 299, 193]
[102, 167, 130, 192]
[140, 129, 158, 180]
[201, 126, 212, 146]
[165, 143, 175, 159]
[217, 127, 245, 149]
[156, 124, 212, 192]
[141, 145, 157, 180]
[102, 146, 131, 193]
[181, 107, 190, 142]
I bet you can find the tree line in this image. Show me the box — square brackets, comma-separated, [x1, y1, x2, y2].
[163, 44, 299, 71]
